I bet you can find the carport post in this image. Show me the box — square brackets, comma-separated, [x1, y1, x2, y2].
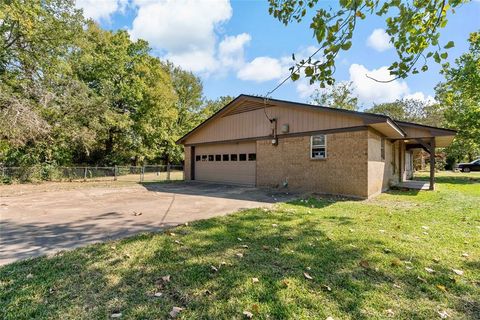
[140, 166, 145, 182]
[113, 165, 117, 181]
[83, 167, 87, 181]
[167, 163, 171, 181]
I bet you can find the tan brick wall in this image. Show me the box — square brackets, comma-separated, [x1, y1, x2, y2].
[367, 129, 396, 197]
[184, 146, 191, 181]
[256, 130, 369, 198]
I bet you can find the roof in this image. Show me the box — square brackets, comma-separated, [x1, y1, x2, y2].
[177, 94, 455, 145]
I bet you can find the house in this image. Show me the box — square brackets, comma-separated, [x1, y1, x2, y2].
[177, 95, 456, 198]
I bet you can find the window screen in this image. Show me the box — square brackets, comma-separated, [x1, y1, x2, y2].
[195, 155, 200, 161]
[230, 154, 238, 161]
[248, 153, 256, 161]
[215, 154, 221, 161]
[311, 135, 327, 159]
[223, 154, 229, 161]
[208, 155, 214, 161]
[239, 154, 247, 161]
[201, 155, 207, 161]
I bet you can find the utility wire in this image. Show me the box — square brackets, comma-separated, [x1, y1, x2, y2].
[262, 46, 323, 121]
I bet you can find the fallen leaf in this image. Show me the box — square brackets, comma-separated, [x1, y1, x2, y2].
[169, 307, 183, 318]
[425, 267, 435, 273]
[236, 253, 244, 258]
[304, 272, 313, 280]
[461, 253, 469, 258]
[438, 310, 449, 319]
[26, 273, 33, 279]
[422, 226, 429, 230]
[211, 266, 218, 272]
[326, 317, 334, 320]
[393, 283, 401, 289]
[133, 211, 142, 216]
[386, 309, 395, 317]
[271, 224, 278, 227]
[379, 229, 385, 233]
[174, 240, 182, 245]
[262, 245, 269, 250]
[111, 313, 122, 318]
[359, 260, 369, 269]
[243, 310, 253, 318]
[452, 269, 464, 276]
[287, 237, 293, 241]
[433, 258, 440, 263]
[252, 304, 260, 313]
[252, 277, 259, 283]
[162, 275, 171, 282]
[274, 247, 280, 251]
[383, 248, 392, 254]
[237, 237, 243, 241]
[417, 276, 427, 283]
[349, 229, 354, 232]
[169, 232, 176, 236]
[241, 245, 249, 249]
[220, 261, 227, 266]
[321, 284, 332, 292]
[281, 279, 289, 287]
[436, 284, 447, 293]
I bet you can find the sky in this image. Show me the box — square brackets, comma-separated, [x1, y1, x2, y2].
[75, 0, 480, 109]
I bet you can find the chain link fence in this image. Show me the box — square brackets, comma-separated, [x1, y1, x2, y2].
[0, 165, 184, 184]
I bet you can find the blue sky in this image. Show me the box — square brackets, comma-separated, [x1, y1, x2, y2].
[76, 0, 480, 109]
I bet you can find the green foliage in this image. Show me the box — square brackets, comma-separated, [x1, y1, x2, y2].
[366, 99, 446, 127]
[268, 0, 468, 87]
[436, 31, 480, 162]
[309, 81, 358, 110]
[0, 0, 218, 169]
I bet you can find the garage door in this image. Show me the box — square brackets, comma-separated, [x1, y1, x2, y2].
[194, 142, 256, 186]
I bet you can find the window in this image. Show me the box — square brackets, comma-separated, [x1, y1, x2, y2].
[248, 153, 256, 161]
[208, 155, 214, 161]
[230, 154, 238, 161]
[215, 154, 221, 161]
[195, 155, 200, 162]
[223, 154, 229, 161]
[381, 138, 385, 160]
[311, 135, 327, 159]
[201, 155, 207, 161]
[239, 153, 247, 161]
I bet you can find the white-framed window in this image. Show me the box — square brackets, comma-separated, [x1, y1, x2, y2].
[311, 135, 327, 159]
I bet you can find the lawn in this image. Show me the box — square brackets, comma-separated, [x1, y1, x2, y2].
[1, 172, 479, 319]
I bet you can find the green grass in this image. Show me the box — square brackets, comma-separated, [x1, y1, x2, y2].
[1, 172, 479, 319]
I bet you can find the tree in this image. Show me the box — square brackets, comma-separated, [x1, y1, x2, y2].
[268, 0, 468, 87]
[436, 31, 480, 162]
[366, 99, 445, 127]
[309, 81, 358, 110]
[200, 96, 235, 120]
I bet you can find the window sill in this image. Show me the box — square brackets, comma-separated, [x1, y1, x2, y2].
[310, 157, 327, 161]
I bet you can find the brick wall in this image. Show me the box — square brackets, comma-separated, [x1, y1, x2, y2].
[184, 146, 191, 181]
[256, 130, 369, 198]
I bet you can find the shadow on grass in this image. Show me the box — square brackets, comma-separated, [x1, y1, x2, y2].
[1, 201, 478, 319]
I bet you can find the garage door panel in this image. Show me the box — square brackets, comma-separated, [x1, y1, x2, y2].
[195, 142, 256, 186]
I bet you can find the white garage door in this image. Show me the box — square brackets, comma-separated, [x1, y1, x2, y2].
[195, 142, 256, 186]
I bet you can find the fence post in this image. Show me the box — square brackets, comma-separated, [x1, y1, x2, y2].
[167, 163, 171, 181]
[84, 167, 87, 181]
[140, 166, 144, 182]
[114, 165, 117, 181]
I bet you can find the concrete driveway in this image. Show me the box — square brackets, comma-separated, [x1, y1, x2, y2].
[0, 182, 294, 265]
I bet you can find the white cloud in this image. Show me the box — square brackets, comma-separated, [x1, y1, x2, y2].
[366, 28, 393, 52]
[349, 63, 409, 104]
[296, 79, 317, 99]
[404, 92, 436, 104]
[218, 33, 251, 69]
[237, 57, 284, 82]
[75, 0, 127, 21]
[129, 0, 232, 73]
